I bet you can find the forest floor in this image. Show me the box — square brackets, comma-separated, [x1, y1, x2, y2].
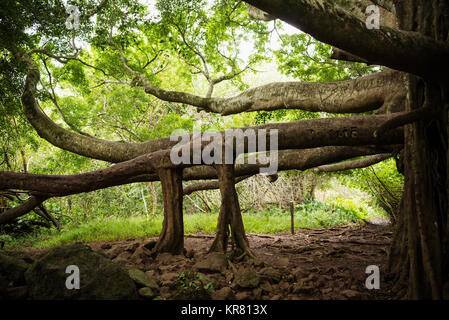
[20, 221, 398, 300]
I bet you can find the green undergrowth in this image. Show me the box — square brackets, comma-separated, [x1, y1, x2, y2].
[1, 200, 388, 250]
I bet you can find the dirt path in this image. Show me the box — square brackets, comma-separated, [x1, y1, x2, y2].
[23, 223, 397, 300]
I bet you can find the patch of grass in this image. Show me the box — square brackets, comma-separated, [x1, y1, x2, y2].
[3, 200, 370, 250]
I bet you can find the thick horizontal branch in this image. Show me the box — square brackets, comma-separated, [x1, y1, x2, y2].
[0, 145, 398, 222]
[244, 0, 449, 81]
[314, 153, 391, 173]
[0, 138, 401, 198]
[135, 68, 404, 116]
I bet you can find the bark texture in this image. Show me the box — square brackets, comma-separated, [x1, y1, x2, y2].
[386, 0, 449, 299]
[152, 168, 184, 254]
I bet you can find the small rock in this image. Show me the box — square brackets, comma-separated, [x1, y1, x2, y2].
[279, 281, 290, 292]
[259, 267, 281, 283]
[145, 270, 157, 278]
[130, 246, 152, 265]
[138, 287, 156, 300]
[249, 258, 265, 268]
[112, 251, 132, 265]
[212, 287, 235, 300]
[277, 257, 289, 267]
[157, 253, 185, 264]
[341, 289, 359, 299]
[236, 268, 260, 289]
[124, 242, 140, 253]
[235, 291, 251, 300]
[293, 267, 307, 281]
[128, 268, 159, 289]
[292, 280, 314, 294]
[193, 253, 228, 273]
[160, 272, 179, 287]
[253, 288, 262, 299]
[270, 295, 281, 300]
[321, 287, 333, 294]
[260, 281, 272, 294]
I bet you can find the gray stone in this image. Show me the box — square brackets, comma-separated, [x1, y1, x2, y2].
[193, 252, 228, 273]
[236, 268, 260, 288]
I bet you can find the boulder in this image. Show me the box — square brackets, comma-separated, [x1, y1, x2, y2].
[25, 243, 138, 300]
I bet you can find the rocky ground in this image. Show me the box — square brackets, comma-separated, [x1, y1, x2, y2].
[1, 223, 398, 300]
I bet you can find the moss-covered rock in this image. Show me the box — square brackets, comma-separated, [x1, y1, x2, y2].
[24, 243, 138, 300]
[127, 268, 159, 290]
[138, 287, 156, 300]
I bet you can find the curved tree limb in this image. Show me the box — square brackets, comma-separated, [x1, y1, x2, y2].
[11, 45, 404, 163]
[243, 0, 449, 82]
[0, 195, 49, 225]
[132, 63, 405, 116]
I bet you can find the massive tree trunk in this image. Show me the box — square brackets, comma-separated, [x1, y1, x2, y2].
[387, 0, 449, 299]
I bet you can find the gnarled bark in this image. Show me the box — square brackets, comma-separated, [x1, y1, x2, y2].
[209, 164, 255, 259]
[152, 167, 185, 255]
[386, 0, 449, 299]
[244, 0, 449, 81]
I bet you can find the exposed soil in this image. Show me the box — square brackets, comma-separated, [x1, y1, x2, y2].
[19, 222, 399, 300]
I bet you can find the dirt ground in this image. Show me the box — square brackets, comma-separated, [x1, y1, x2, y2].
[22, 222, 398, 300]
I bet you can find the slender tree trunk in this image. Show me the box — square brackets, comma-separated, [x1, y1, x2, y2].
[209, 164, 255, 259]
[152, 168, 184, 255]
[388, 0, 449, 299]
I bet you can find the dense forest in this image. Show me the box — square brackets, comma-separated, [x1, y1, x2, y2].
[0, 0, 448, 301]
